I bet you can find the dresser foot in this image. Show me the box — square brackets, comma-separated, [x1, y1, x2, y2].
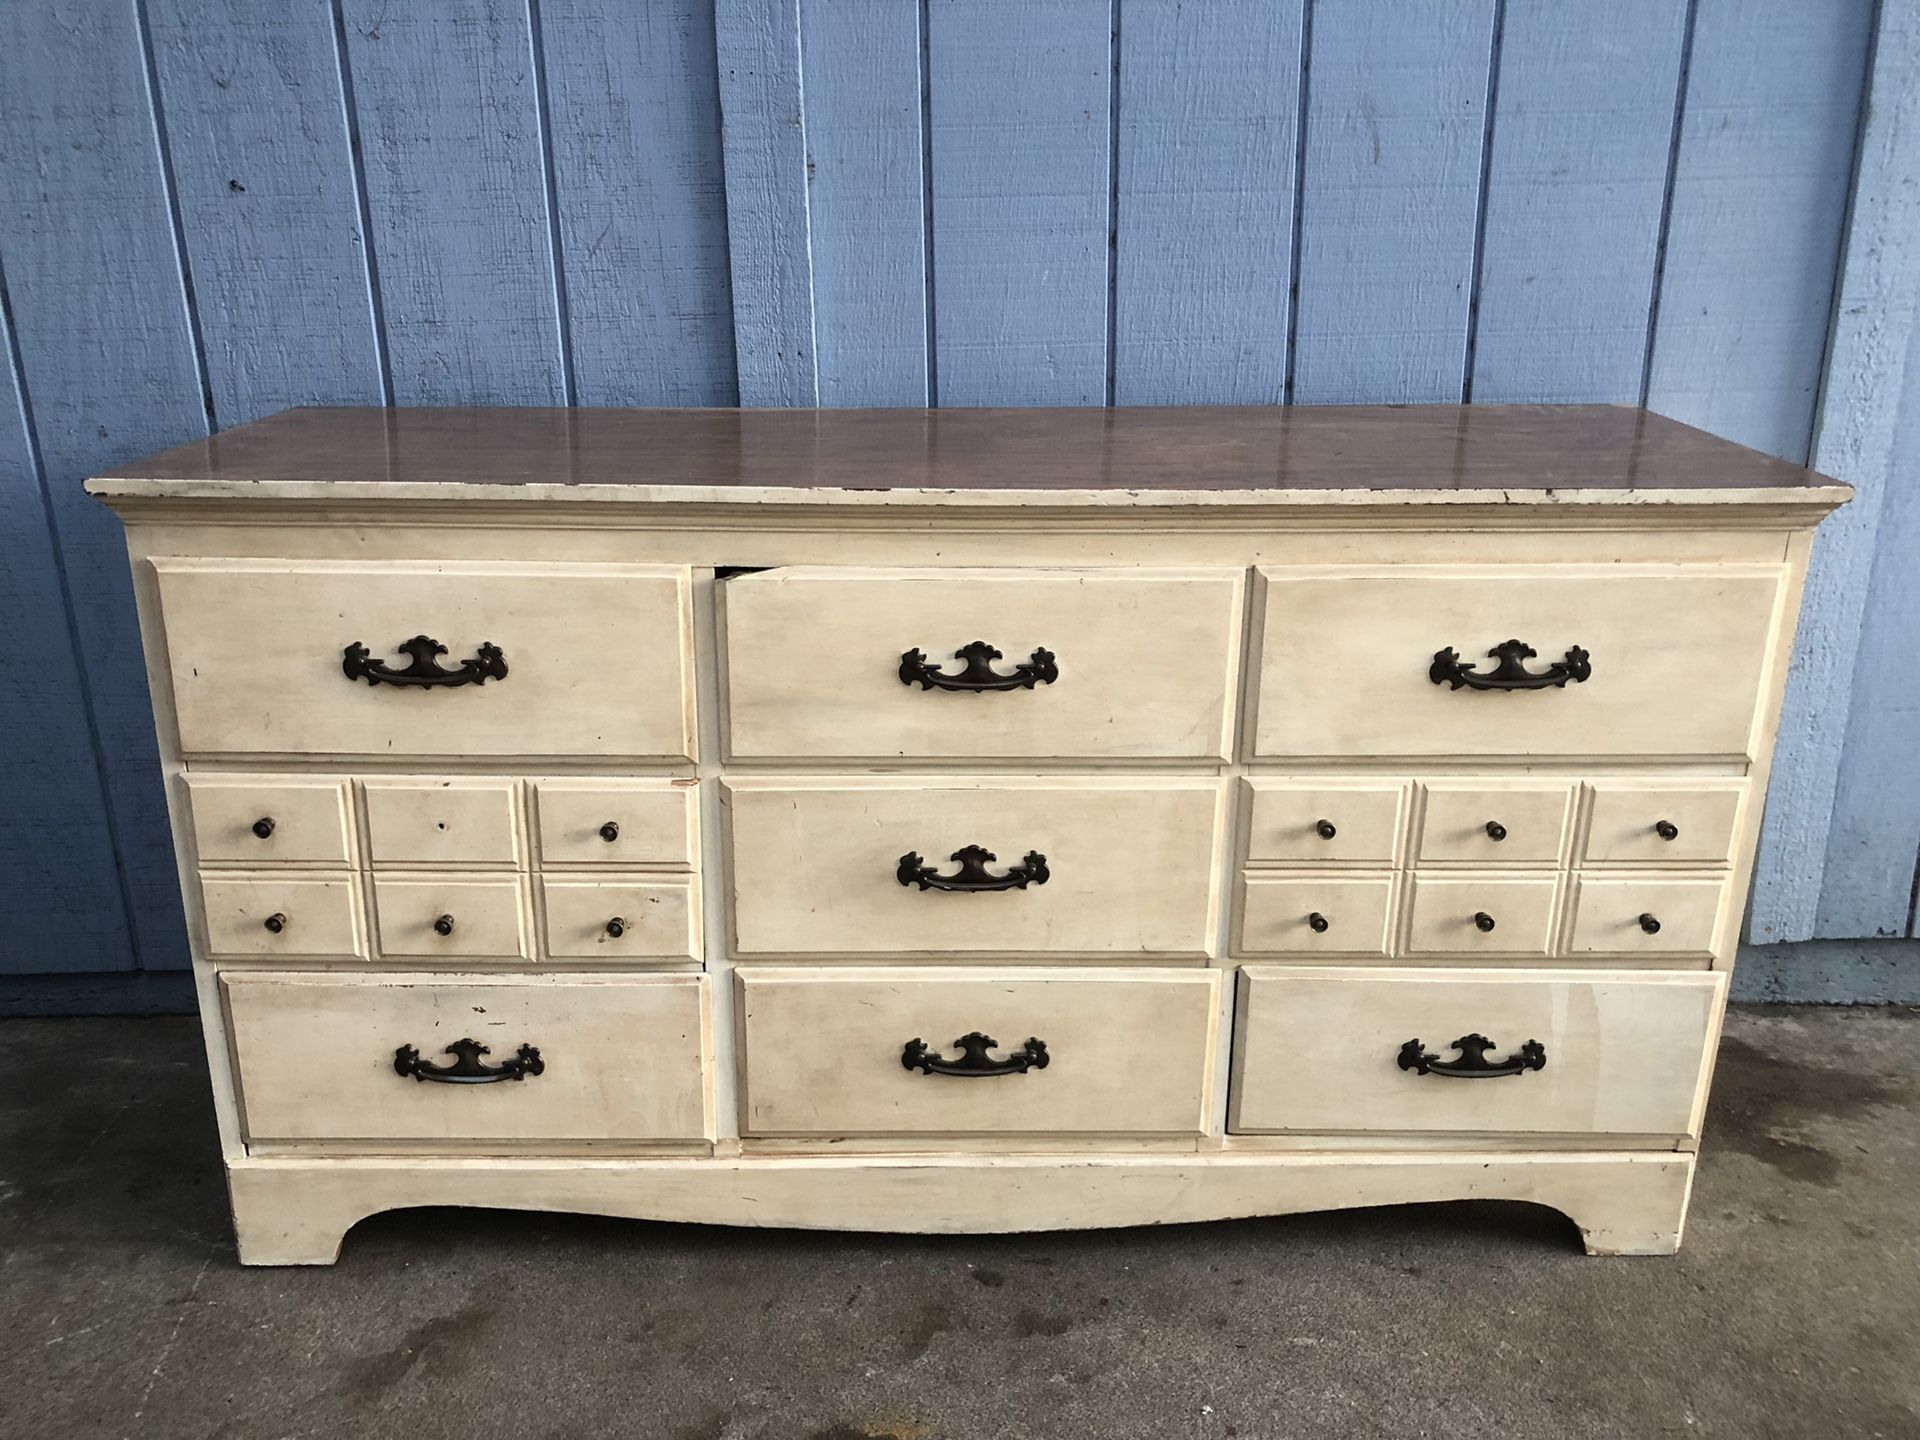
[227, 1167, 368, 1266]
[1553, 1153, 1696, 1256]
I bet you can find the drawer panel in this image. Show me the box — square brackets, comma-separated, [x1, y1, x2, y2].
[372, 877, 529, 960]
[720, 567, 1243, 761]
[533, 780, 697, 866]
[1584, 782, 1744, 865]
[153, 559, 694, 760]
[1237, 876, 1394, 957]
[737, 968, 1219, 1136]
[201, 874, 364, 959]
[540, 879, 699, 961]
[1250, 565, 1784, 759]
[222, 972, 712, 1143]
[1230, 966, 1724, 1137]
[186, 777, 352, 865]
[1242, 780, 1405, 864]
[363, 779, 521, 866]
[1567, 877, 1726, 959]
[725, 779, 1223, 958]
[1403, 875, 1557, 957]
[1416, 781, 1572, 864]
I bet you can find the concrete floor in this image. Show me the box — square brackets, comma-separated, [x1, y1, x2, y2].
[2, 1008, 1914, 1440]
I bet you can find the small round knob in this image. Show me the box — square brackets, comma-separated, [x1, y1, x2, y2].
[262, 912, 287, 934]
[1484, 821, 1507, 842]
[1639, 912, 1662, 935]
[1473, 911, 1496, 933]
[599, 821, 620, 843]
[1654, 820, 1679, 841]
[1314, 819, 1337, 840]
[1307, 912, 1330, 933]
[605, 917, 627, 938]
[433, 914, 456, 936]
[251, 817, 276, 839]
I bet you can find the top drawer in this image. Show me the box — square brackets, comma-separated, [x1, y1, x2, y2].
[152, 560, 695, 761]
[720, 567, 1244, 760]
[1249, 565, 1784, 760]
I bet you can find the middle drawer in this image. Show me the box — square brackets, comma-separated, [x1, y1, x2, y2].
[724, 778, 1225, 958]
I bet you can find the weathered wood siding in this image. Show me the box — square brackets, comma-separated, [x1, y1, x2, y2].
[0, 0, 1905, 1005]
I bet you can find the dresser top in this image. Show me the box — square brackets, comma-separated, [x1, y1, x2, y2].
[89, 404, 1847, 513]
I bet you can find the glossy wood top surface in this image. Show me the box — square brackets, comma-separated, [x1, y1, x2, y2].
[98, 404, 1836, 495]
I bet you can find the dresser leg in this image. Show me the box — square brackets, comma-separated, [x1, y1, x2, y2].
[1553, 1154, 1695, 1256]
[227, 1166, 368, 1266]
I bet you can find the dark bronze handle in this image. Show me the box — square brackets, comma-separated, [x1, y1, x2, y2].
[262, 912, 287, 934]
[1399, 1034, 1545, 1079]
[394, 1038, 544, 1084]
[1429, 639, 1591, 691]
[1485, 820, 1507, 841]
[1307, 912, 1330, 933]
[898, 845, 1049, 892]
[1473, 911, 1496, 933]
[599, 821, 620, 843]
[605, 917, 627, 938]
[433, 914, 456, 936]
[1639, 912, 1662, 934]
[899, 641, 1058, 692]
[902, 1032, 1049, 1077]
[251, 817, 276, 839]
[1315, 819, 1337, 840]
[342, 635, 507, 688]
[1654, 819, 1679, 841]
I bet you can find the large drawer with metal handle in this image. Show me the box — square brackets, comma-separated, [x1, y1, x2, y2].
[1229, 966, 1725, 1138]
[722, 777, 1225, 958]
[150, 558, 695, 761]
[220, 971, 713, 1145]
[1248, 564, 1786, 760]
[718, 566, 1244, 760]
[735, 967, 1220, 1137]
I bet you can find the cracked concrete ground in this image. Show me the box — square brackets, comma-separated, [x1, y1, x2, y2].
[2, 1006, 1915, 1440]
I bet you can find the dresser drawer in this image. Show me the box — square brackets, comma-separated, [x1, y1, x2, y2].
[371, 877, 530, 960]
[532, 780, 696, 866]
[1403, 875, 1558, 957]
[725, 779, 1223, 958]
[1566, 877, 1726, 958]
[186, 777, 353, 865]
[1230, 967, 1724, 1137]
[152, 559, 694, 761]
[1241, 780, 1405, 864]
[1237, 876, 1394, 957]
[363, 779, 521, 866]
[539, 879, 699, 961]
[201, 874, 364, 959]
[1583, 782, 1744, 865]
[719, 567, 1243, 761]
[1415, 781, 1572, 864]
[221, 972, 712, 1144]
[736, 968, 1218, 1137]
[1250, 565, 1784, 759]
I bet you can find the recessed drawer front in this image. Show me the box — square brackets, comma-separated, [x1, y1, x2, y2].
[1567, 877, 1726, 958]
[363, 779, 521, 866]
[725, 779, 1224, 958]
[1238, 876, 1394, 957]
[222, 972, 712, 1144]
[1242, 780, 1405, 864]
[720, 567, 1243, 760]
[1230, 966, 1725, 1137]
[1250, 565, 1784, 759]
[540, 879, 699, 961]
[533, 781, 696, 867]
[372, 877, 529, 960]
[737, 968, 1219, 1137]
[201, 874, 364, 959]
[186, 777, 352, 865]
[152, 559, 694, 761]
[1404, 875, 1558, 957]
[1416, 782, 1572, 864]
[1584, 783, 1744, 865]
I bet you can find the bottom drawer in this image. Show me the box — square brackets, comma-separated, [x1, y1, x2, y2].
[222, 972, 713, 1144]
[1230, 966, 1725, 1138]
[736, 968, 1220, 1137]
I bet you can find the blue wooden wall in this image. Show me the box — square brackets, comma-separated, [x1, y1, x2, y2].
[0, 0, 1906, 1010]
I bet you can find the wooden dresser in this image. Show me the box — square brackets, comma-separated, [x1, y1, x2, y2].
[88, 405, 1847, 1264]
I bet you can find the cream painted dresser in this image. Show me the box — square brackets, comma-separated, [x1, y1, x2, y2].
[87, 404, 1848, 1265]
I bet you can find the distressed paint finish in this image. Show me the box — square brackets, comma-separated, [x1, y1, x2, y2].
[1469, 0, 1689, 404]
[340, 0, 568, 406]
[541, 0, 738, 406]
[928, 0, 1112, 407]
[1113, 0, 1303, 405]
[1290, 0, 1498, 404]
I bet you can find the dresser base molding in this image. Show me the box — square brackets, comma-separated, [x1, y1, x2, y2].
[225, 1150, 1694, 1265]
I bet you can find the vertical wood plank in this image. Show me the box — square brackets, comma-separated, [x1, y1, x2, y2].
[1644, 0, 1874, 460]
[1112, 0, 1302, 405]
[146, 0, 386, 423]
[799, 0, 928, 406]
[339, 0, 568, 406]
[1290, 0, 1498, 405]
[716, 0, 818, 405]
[541, 0, 738, 406]
[1468, 0, 1688, 403]
[928, 0, 1112, 407]
[0, 0, 202, 972]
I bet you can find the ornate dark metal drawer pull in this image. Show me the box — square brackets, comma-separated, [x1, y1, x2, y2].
[1429, 638, 1591, 691]
[599, 821, 620, 843]
[1398, 1033, 1546, 1079]
[1484, 820, 1507, 841]
[1473, 911, 1496, 933]
[262, 912, 287, 934]
[342, 635, 508, 688]
[1315, 819, 1337, 840]
[251, 817, 275, 839]
[394, 1037, 544, 1084]
[1654, 819, 1679, 841]
[1639, 912, 1662, 934]
[899, 641, 1058, 692]
[902, 1032, 1049, 1077]
[897, 844, 1050, 892]
[1307, 912, 1330, 933]
[433, 914, 456, 936]
[605, 917, 627, 938]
